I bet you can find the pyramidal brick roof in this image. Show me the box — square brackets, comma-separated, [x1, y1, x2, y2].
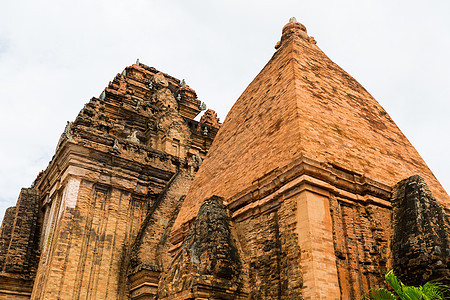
[173, 18, 449, 229]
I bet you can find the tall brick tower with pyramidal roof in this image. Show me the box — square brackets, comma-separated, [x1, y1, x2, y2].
[168, 17, 450, 298]
[0, 18, 449, 300]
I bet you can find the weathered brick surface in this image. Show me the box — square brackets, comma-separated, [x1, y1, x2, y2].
[3, 188, 40, 277]
[31, 174, 173, 299]
[295, 190, 340, 299]
[0, 274, 33, 299]
[0, 207, 16, 270]
[126, 171, 193, 299]
[391, 175, 450, 286]
[170, 19, 448, 299]
[129, 171, 192, 274]
[0, 205, 35, 299]
[330, 197, 391, 298]
[0, 293, 30, 300]
[236, 211, 283, 298]
[231, 195, 303, 299]
[158, 196, 247, 299]
[277, 192, 302, 298]
[0, 189, 39, 300]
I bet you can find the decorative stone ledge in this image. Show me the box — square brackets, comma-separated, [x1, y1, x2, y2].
[170, 154, 393, 253]
[129, 269, 161, 300]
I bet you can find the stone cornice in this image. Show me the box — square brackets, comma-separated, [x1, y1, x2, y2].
[227, 155, 392, 213]
[170, 155, 393, 249]
[35, 139, 178, 204]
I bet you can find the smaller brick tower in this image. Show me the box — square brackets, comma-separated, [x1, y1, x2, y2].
[0, 62, 220, 299]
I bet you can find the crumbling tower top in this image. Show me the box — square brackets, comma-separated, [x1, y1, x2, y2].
[276, 17, 316, 50]
[282, 17, 308, 40]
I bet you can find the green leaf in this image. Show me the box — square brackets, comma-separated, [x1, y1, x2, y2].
[364, 270, 450, 300]
[362, 288, 397, 300]
[422, 281, 450, 299]
[385, 270, 406, 297]
[402, 286, 426, 300]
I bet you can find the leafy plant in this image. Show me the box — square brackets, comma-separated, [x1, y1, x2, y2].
[362, 270, 449, 300]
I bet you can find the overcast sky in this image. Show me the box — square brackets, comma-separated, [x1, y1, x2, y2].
[0, 0, 449, 222]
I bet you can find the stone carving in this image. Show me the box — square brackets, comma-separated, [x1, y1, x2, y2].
[147, 120, 156, 131]
[127, 130, 140, 144]
[154, 110, 191, 157]
[199, 109, 220, 129]
[178, 84, 197, 100]
[135, 99, 141, 111]
[192, 154, 202, 168]
[100, 90, 106, 100]
[200, 101, 207, 111]
[152, 88, 178, 110]
[177, 84, 201, 119]
[106, 74, 127, 95]
[112, 138, 119, 151]
[279, 17, 309, 45]
[152, 72, 168, 87]
[275, 40, 281, 49]
[64, 121, 72, 141]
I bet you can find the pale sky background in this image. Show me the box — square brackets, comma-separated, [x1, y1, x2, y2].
[0, 0, 449, 222]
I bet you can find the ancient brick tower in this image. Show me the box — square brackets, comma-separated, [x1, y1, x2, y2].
[169, 18, 450, 299]
[0, 18, 449, 300]
[0, 62, 220, 299]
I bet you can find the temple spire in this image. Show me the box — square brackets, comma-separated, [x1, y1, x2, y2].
[280, 17, 309, 44]
[173, 18, 449, 232]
